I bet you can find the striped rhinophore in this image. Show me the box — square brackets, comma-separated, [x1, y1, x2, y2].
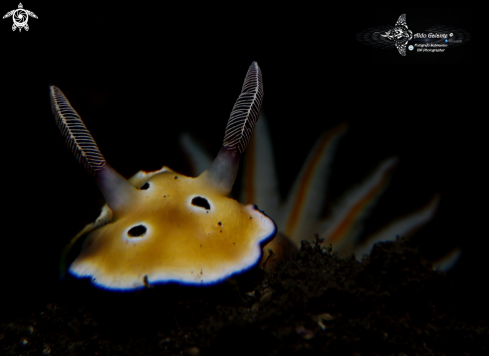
[50, 86, 106, 176]
[223, 61, 264, 154]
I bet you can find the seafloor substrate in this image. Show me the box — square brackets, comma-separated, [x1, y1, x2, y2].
[1, 236, 487, 355]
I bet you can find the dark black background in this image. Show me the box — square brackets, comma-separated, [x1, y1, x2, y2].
[1, 6, 482, 321]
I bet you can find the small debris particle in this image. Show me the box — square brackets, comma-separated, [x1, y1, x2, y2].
[217, 221, 222, 227]
[259, 288, 274, 304]
[318, 313, 335, 321]
[174, 176, 178, 179]
[200, 244, 202, 247]
[296, 325, 314, 339]
[185, 346, 201, 356]
[143, 275, 153, 288]
[21, 337, 28, 345]
[42, 344, 51, 355]
[249, 216, 253, 219]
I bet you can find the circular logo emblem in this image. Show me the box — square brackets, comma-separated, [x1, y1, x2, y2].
[12, 9, 28, 27]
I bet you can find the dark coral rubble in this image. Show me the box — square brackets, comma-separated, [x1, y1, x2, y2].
[1, 236, 487, 355]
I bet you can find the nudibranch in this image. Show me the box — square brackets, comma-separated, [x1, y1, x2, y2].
[51, 61, 276, 290]
[181, 114, 461, 272]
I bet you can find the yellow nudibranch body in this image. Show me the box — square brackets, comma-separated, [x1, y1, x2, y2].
[51, 62, 275, 290]
[73, 167, 275, 289]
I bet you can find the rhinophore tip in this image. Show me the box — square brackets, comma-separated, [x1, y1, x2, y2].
[201, 61, 264, 195]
